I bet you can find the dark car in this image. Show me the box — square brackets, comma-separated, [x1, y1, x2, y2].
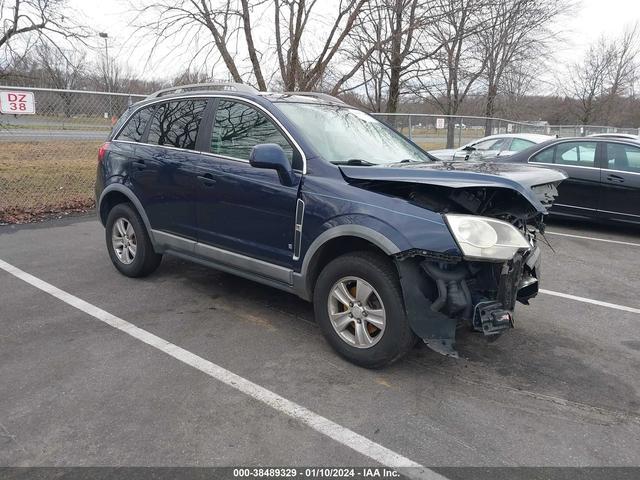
[95, 83, 565, 367]
[491, 137, 640, 224]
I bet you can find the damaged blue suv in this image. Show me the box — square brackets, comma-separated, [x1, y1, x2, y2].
[96, 83, 566, 368]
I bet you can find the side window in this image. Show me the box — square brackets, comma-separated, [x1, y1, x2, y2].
[117, 106, 154, 142]
[473, 138, 505, 151]
[531, 146, 555, 164]
[147, 100, 207, 150]
[211, 100, 295, 164]
[510, 138, 535, 152]
[605, 143, 640, 173]
[555, 142, 597, 167]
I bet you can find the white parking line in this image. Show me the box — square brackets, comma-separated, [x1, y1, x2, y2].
[540, 289, 640, 315]
[545, 231, 640, 247]
[0, 258, 444, 480]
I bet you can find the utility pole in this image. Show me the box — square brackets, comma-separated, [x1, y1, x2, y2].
[99, 32, 111, 118]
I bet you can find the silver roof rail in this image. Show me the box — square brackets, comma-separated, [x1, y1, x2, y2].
[282, 91, 346, 105]
[147, 82, 257, 99]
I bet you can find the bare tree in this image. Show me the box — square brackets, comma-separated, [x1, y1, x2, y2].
[34, 42, 86, 116]
[272, 0, 369, 91]
[133, 0, 371, 92]
[0, 0, 87, 76]
[567, 39, 615, 125]
[343, 0, 466, 113]
[496, 60, 541, 120]
[413, 0, 489, 147]
[599, 22, 640, 124]
[478, 0, 568, 135]
[566, 25, 639, 126]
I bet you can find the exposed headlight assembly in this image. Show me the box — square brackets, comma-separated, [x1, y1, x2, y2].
[445, 214, 531, 261]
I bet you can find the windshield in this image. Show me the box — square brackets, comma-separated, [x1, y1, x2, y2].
[276, 103, 432, 165]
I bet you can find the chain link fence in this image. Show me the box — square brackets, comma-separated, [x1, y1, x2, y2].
[371, 113, 640, 150]
[0, 86, 145, 223]
[1, 86, 639, 224]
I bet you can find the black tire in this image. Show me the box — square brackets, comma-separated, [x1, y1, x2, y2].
[313, 251, 417, 368]
[105, 202, 162, 278]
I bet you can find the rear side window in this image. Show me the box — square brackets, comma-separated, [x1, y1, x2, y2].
[211, 100, 295, 164]
[147, 100, 207, 150]
[555, 142, 596, 167]
[531, 142, 597, 167]
[117, 106, 154, 142]
[605, 142, 640, 173]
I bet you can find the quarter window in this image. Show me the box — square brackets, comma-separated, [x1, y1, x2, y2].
[147, 100, 207, 150]
[211, 100, 295, 165]
[117, 106, 154, 142]
[530, 147, 554, 163]
[605, 143, 640, 173]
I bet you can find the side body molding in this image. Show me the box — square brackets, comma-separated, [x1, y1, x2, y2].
[98, 183, 156, 244]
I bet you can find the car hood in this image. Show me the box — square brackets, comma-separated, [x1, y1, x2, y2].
[339, 160, 568, 214]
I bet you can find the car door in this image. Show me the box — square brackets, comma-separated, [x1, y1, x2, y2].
[130, 98, 210, 241]
[529, 140, 601, 218]
[192, 98, 302, 268]
[599, 141, 640, 223]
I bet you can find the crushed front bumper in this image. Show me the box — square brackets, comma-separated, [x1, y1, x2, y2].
[395, 245, 541, 358]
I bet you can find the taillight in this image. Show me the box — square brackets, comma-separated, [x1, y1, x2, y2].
[98, 142, 110, 163]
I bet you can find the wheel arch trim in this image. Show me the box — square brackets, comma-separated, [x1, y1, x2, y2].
[293, 225, 401, 300]
[98, 184, 155, 244]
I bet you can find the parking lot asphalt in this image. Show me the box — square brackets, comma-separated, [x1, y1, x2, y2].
[1, 215, 639, 469]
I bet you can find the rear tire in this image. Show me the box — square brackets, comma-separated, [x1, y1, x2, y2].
[313, 251, 417, 368]
[105, 203, 162, 278]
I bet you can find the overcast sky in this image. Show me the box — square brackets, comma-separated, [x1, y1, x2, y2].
[69, 0, 640, 86]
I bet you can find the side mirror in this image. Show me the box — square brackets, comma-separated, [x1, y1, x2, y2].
[249, 144, 295, 186]
[462, 145, 476, 152]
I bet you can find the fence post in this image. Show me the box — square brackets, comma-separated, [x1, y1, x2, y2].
[457, 118, 462, 147]
[408, 115, 413, 141]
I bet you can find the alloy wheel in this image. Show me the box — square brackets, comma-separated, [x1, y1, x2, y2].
[112, 217, 137, 265]
[327, 276, 386, 349]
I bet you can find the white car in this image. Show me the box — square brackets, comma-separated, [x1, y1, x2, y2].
[429, 133, 554, 162]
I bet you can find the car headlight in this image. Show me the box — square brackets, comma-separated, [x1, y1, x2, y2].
[444, 214, 530, 261]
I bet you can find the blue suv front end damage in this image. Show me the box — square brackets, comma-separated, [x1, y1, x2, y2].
[338, 162, 565, 357]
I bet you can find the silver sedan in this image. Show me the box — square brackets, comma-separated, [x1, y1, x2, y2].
[429, 133, 553, 161]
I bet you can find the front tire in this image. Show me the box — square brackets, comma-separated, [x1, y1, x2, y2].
[313, 251, 417, 368]
[105, 203, 162, 277]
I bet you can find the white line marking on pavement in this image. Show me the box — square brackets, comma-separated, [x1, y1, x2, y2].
[0, 258, 444, 480]
[545, 231, 640, 247]
[540, 289, 640, 315]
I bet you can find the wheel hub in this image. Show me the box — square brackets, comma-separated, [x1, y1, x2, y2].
[351, 303, 365, 319]
[327, 276, 386, 349]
